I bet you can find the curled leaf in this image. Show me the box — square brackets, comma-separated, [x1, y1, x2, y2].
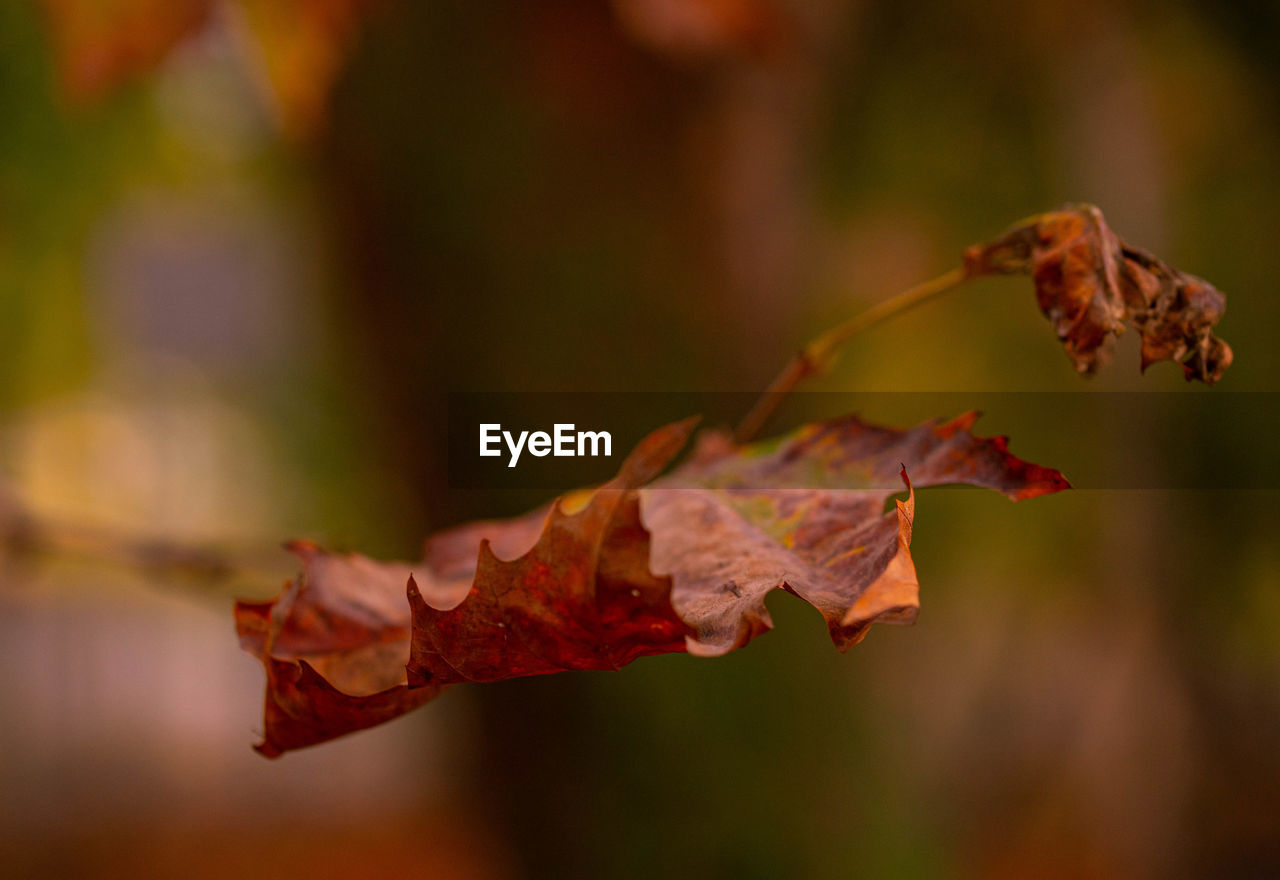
[234, 545, 435, 757]
[237, 412, 1066, 756]
[650, 411, 1068, 655]
[964, 204, 1232, 383]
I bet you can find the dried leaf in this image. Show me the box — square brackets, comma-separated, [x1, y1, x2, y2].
[39, 0, 371, 137]
[234, 546, 435, 757]
[963, 204, 1232, 383]
[237, 412, 1066, 756]
[650, 411, 1068, 656]
[40, 0, 213, 102]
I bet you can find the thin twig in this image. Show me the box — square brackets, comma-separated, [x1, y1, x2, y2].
[735, 266, 970, 444]
[0, 496, 281, 588]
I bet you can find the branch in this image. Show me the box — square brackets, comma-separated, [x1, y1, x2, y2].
[735, 266, 970, 443]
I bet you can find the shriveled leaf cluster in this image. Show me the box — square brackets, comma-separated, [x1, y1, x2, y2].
[964, 204, 1232, 383]
[237, 413, 1066, 756]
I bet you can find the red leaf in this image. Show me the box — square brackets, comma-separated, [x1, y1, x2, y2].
[39, 0, 373, 137]
[236, 411, 1066, 756]
[40, 0, 213, 102]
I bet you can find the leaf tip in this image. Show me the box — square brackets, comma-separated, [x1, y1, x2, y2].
[283, 538, 319, 556]
[937, 411, 982, 437]
[616, 415, 701, 487]
[1011, 469, 1073, 500]
[253, 741, 283, 759]
[233, 598, 274, 654]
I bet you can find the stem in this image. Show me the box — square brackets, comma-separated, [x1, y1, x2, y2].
[735, 266, 970, 444]
[1, 500, 279, 589]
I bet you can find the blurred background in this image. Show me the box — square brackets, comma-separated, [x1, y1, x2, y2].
[2, 0, 1278, 877]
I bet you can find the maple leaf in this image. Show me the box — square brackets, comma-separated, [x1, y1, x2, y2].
[236, 412, 1066, 757]
[963, 204, 1232, 383]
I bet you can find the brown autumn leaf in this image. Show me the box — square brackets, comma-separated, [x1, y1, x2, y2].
[963, 204, 1233, 383]
[39, 0, 372, 138]
[236, 412, 1066, 757]
[40, 0, 213, 102]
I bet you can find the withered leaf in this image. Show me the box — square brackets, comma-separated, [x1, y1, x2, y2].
[650, 411, 1067, 655]
[236, 412, 1066, 757]
[40, 0, 212, 102]
[39, 0, 371, 137]
[963, 204, 1232, 383]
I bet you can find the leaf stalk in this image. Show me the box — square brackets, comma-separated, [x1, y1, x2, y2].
[735, 266, 970, 443]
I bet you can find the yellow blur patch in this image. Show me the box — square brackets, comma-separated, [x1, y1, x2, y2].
[559, 488, 596, 515]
